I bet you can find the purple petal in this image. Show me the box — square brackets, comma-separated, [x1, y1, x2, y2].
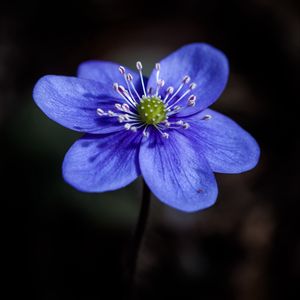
[147, 43, 229, 116]
[185, 109, 260, 173]
[33, 75, 124, 134]
[63, 131, 142, 192]
[139, 129, 218, 212]
[77, 60, 147, 96]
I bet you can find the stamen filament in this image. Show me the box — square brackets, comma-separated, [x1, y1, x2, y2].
[136, 61, 147, 97]
[167, 83, 197, 110]
[123, 73, 138, 104]
[154, 124, 169, 138]
[114, 83, 136, 109]
[129, 79, 142, 101]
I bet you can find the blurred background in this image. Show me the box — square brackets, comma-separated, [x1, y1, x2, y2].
[1, 0, 299, 299]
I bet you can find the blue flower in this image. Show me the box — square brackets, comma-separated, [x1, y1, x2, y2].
[33, 43, 260, 212]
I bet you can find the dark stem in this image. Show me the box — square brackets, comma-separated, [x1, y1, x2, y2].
[124, 179, 151, 299]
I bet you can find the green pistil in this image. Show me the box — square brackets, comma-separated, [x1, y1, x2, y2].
[137, 97, 167, 125]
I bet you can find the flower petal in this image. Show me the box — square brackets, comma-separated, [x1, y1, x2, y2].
[147, 43, 229, 116]
[33, 75, 124, 134]
[63, 131, 142, 192]
[77, 60, 146, 96]
[185, 109, 260, 173]
[139, 129, 218, 212]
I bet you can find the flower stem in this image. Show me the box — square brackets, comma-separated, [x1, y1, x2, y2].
[124, 179, 151, 299]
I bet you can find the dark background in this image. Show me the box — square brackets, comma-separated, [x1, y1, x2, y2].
[1, 0, 299, 299]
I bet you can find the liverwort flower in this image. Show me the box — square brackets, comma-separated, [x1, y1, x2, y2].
[33, 43, 260, 212]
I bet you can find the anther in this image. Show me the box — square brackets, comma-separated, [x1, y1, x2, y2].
[136, 61, 143, 71]
[188, 95, 196, 106]
[127, 73, 133, 81]
[113, 83, 119, 91]
[122, 103, 130, 112]
[166, 86, 174, 94]
[118, 116, 125, 123]
[202, 114, 212, 120]
[115, 103, 122, 111]
[124, 123, 131, 130]
[97, 108, 105, 116]
[182, 75, 191, 84]
[162, 132, 169, 139]
[118, 85, 126, 93]
[155, 63, 160, 71]
[189, 83, 197, 90]
[136, 61, 147, 96]
[119, 66, 125, 75]
[157, 79, 165, 87]
[182, 122, 190, 129]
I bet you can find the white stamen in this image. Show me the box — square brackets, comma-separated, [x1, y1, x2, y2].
[158, 79, 165, 87]
[167, 81, 197, 110]
[163, 86, 174, 102]
[165, 75, 190, 106]
[127, 73, 133, 81]
[97, 108, 105, 116]
[202, 114, 212, 120]
[188, 95, 196, 106]
[167, 105, 183, 116]
[113, 82, 119, 91]
[123, 72, 137, 103]
[167, 86, 174, 94]
[188, 95, 196, 101]
[136, 61, 143, 71]
[156, 79, 165, 96]
[189, 82, 197, 90]
[154, 125, 169, 138]
[182, 122, 190, 129]
[143, 125, 149, 137]
[129, 79, 142, 101]
[136, 61, 147, 96]
[182, 75, 191, 84]
[115, 103, 122, 111]
[119, 66, 125, 75]
[113, 83, 135, 109]
[108, 110, 116, 117]
[117, 85, 137, 107]
[122, 103, 130, 112]
[118, 116, 125, 123]
[124, 123, 131, 130]
[155, 62, 161, 84]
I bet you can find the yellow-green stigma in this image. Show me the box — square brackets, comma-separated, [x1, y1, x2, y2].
[137, 97, 167, 125]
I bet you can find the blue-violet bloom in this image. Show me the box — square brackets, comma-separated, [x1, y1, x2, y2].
[33, 43, 260, 212]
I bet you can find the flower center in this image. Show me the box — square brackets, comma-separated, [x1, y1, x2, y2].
[96, 61, 212, 138]
[137, 97, 167, 125]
